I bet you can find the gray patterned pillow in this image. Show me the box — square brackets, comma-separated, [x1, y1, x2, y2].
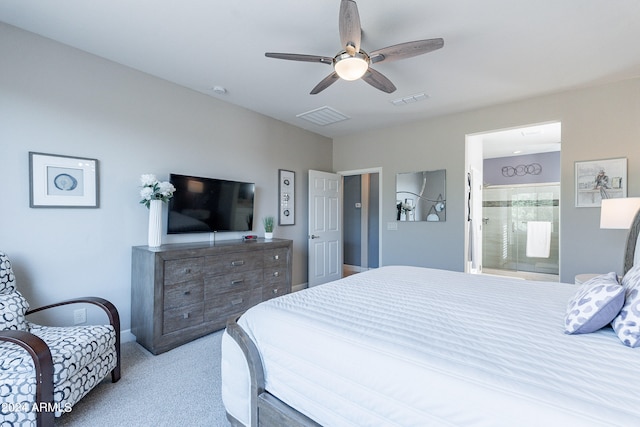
[0, 291, 30, 331]
[564, 272, 624, 334]
[612, 264, 640, 347]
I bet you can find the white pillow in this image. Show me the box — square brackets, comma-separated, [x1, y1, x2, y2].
[564, 272, 624, 334]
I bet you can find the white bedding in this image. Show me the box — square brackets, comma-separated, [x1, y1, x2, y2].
[221, 266, 640, 426]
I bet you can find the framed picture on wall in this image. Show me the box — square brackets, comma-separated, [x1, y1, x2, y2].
[575, 157, 626, 207]
[29, 152, 99, 208]
[278, 169, 295, 225]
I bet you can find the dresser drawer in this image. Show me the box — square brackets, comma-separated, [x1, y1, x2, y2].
[264, 266, 287, 286]
[164, 257, 203, 285]
[163, 279, 204, 310]
[132, 239, 292, 354]
[262, 283, 288, 301]
[204, 269, 262, 298]
[204, 289, 261, 323]
[263, 247, 289, 268]
[203, 251, 263, 276]
[163, 302, 204, 334]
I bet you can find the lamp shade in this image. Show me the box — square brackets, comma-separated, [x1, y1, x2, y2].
[600, 197, 640, 229]
[334, 52, 369, 81]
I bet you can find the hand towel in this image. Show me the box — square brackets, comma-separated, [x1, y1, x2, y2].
[526, 221, 551, 258]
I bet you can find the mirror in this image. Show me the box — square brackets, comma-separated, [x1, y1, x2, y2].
[396, 169, 446, 222]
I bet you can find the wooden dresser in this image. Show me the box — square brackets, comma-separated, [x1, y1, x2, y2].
[131, 238, 292, 354]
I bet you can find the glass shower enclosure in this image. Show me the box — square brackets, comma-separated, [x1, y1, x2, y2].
[482, 183, 559, 275]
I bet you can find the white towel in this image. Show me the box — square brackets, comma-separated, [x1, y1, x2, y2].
[526, 221, 551, 258]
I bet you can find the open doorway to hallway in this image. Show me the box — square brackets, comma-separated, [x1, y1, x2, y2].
[342, 170, 381, 277]
[466, 122, 561, 282]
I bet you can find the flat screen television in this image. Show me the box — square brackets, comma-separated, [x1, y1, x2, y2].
[167, 173, 255, 234]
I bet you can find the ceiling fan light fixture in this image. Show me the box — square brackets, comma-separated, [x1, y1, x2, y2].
[265, 1, 443, 94]
[334, 51, 369, 81]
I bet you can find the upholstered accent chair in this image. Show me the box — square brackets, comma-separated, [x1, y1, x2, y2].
[0, 252, 121, 426]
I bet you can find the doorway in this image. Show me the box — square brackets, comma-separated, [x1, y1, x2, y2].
[341, 169, 381, 277]
[465, 122, 561, 281]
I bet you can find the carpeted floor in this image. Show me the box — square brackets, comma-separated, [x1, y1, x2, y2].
[55, 330, 230, 426]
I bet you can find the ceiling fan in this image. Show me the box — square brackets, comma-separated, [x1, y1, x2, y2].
[265, 0, 444, 95]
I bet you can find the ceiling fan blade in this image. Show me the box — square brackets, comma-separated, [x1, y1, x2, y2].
[265, 52, 333, 65]
[339, 0, 361, 56]
[362, 68, 396, 93]
[369, 38, 444, 64]
[310, 72, 340, 95]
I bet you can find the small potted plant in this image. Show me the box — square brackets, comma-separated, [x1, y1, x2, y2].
[262, 216, 275, 240]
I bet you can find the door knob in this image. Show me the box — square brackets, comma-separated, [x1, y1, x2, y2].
[309, 234, 320, 239]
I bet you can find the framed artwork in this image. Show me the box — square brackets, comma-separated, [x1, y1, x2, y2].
[575, 157, 626, 207]
[278, 169, 295, 225]
[29, 152, 99, 208]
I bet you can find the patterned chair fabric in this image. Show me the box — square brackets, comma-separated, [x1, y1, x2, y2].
[0, 252, 121, 426]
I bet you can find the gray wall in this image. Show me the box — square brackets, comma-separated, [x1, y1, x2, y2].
[484, 151, 561, 186]
[333, 78, 640, 283]
[0, 23, 332, 334]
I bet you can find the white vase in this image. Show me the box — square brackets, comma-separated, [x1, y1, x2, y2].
[148, 199, 163, 247]
[264, 232, 273, 240]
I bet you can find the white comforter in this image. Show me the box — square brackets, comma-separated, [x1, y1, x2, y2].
[222, 266, 640, 426]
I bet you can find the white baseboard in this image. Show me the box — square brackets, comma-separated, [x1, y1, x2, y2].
[292, 282, 308, 293]
[344, 264, 369, 274]
[121, 328, 136, 343]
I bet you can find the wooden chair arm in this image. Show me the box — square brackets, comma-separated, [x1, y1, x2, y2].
[26, 296, 119, 326]
[0, 330, 55, 427]
[26, 296, 121, 382]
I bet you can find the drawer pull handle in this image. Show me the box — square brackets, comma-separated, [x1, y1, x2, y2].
[231, 298, 243, 306]
[231, 279, 244, 285]
[183, 268, 191, 274]
[231, 260, 245, 266]
[273, 271, 279, 277]
[183, 313, 190, 319]
[274, 255, 279, 260]
[272, 288, 279, 294]
[184, 290, 191, 295]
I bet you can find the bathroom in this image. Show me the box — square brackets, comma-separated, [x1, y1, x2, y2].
[482, 150, 560, 281]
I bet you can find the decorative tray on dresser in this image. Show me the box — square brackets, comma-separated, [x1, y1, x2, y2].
[131, 238, 292, 354]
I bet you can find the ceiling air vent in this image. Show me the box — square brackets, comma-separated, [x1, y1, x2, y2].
[391, 92, 430, 106]
[296, 106, 350, 126]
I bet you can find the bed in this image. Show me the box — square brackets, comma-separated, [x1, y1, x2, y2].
[221, 213, 640, 426]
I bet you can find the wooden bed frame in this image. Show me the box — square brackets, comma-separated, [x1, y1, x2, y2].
[225, 209, 640, 427]
[225, 315, 321, 427]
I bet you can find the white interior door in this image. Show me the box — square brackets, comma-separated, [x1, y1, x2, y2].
[465, 134, 484, 274]
[469, 167, 483, 273]
[308, 170, 342, 287]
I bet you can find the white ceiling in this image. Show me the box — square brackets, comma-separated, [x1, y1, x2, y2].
[481, 122, 562, 159]
[2, 0, 640, 150]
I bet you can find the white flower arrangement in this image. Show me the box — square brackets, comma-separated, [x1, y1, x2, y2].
[139, 174, 176, 208]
